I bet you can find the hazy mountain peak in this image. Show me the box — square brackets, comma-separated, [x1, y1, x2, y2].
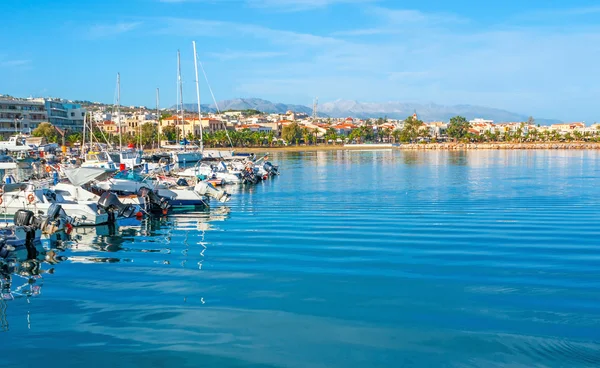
[175, 98, 560, 124]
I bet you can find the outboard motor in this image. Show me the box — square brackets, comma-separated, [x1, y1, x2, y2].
[13, 210, 38, 259]
[138, 187, 170, 215]
[241, 167, 260, 184]
[40, 204, 70, 235]
[98, 192, 123, 223]
[98, 192, 138, 221]
[194, 182, 231, 203]
[14, 209, 35, 227]
[263, 161, 279, 176]
[176, 178, 189, 187]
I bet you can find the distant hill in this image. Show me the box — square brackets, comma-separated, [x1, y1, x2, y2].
[178, 98, 312, 116]
[174, 98, 561, 124]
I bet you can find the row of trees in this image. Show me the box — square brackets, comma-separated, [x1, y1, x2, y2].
[31, 118, 600, 150]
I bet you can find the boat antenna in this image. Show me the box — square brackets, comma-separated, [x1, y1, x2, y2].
[198, 58, 233, 148]
[192, 41, 204, 152]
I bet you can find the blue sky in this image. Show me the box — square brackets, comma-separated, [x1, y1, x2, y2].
[1, 0, 599, 121]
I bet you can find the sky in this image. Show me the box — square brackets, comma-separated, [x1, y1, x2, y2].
[1, 0, 599, 122]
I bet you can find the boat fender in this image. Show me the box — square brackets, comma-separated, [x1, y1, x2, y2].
[27, 193, 35, 203]
[45, 165, 52, 173]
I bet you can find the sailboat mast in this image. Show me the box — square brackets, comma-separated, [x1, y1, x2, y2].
[82, 111, 87, 157]
[117, 72, 122, 151]
[177, 49, 184, 145]
[192, 41, 204, 152]
[89, 109, 93, 151]
[156, 87, 160, 149]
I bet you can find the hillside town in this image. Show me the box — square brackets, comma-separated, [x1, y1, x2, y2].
[1, 94, 599, 146]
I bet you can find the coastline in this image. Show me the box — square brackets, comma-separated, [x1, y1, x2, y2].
[204, 142, 600, 153]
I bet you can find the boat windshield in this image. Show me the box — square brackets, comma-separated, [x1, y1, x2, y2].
[121, 151, 137, 159]
[86, 152, 109, 162]
[114, 170, 145, 182]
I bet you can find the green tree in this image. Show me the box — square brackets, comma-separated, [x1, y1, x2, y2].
[32, 122, 58, 143]
[400, 115, 424, 143]
[282, 122, 302, 145]
[161, 125, 179, 141]
[66, 132, 81, 145]
[391, 129, 402, 143]
[141, 123, 158, 146]
[301, 127, 311, 145]
[325, 127, 337, 144]
[446, 116, 470, 141]
[381, 127, 392, 143]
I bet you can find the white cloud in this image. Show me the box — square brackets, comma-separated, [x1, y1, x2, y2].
[246, 0, 375, 11]
[157, 0, 375, 11]
[206, 50, 288, 60]
[113, 5, 600, 121]
[88, 21, 143, 38]
[0, 59, 31, 68]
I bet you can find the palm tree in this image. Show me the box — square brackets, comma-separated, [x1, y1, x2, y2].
[381, 127, 391, 143]
[267, 131, 275, 147]
[301, 127, 311, 145]
[391, 129, 401, 143]
[312, 128, 320, 145]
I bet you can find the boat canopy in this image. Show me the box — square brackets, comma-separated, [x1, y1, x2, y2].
[64, 167, 116, 186]
[86, 152, 111, 162]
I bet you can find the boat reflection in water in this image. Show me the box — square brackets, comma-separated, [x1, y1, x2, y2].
[0, 205, 230, 332]
[1, 238, 68, 332]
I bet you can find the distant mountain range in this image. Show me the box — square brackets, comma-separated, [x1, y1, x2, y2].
[175, 98, 560, 124]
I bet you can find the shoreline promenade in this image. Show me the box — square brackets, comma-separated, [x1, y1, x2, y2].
[206, 142, 600, 152]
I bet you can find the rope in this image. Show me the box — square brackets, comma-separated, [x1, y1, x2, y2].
[198, 60, 234, 148]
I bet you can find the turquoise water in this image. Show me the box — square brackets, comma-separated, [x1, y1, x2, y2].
[2, 150, 600, 367]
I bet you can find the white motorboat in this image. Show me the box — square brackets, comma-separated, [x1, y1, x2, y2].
[171, 150, 203, 164]
[154, 175, 231, 204]
[58, 168, 145, 219]
[81, 151, 116, 170]
[177, 162, 242, 184]
[94, 175, 208, 207]
[0, 204, 72, 259]
[120, 150, 142, 168]
[0, 136, 35, 153]
[0, 183, 109, 226]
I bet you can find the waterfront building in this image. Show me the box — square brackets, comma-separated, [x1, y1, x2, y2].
[0, 97, 47, 138]
[159, 116, 226, 138]
[470, 118, 494, 125]
[551, 122, 586, 133]
[427, 122, 448, 137]
[235, 124, 272, 133]
[45, 99, 86, 132]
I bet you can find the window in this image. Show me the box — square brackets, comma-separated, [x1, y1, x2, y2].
[71, 112, 75, 117]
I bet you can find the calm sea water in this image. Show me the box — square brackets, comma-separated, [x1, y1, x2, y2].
[2, 150, 600, 368]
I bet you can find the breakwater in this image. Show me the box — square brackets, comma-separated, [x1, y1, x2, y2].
[399, 142, 600, 150]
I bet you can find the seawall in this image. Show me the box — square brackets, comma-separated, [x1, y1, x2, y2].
[399, 143, 600, 150]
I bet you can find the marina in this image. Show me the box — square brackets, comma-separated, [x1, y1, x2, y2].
[1, 149, 600, 367]
[2, 0, 600, 365]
